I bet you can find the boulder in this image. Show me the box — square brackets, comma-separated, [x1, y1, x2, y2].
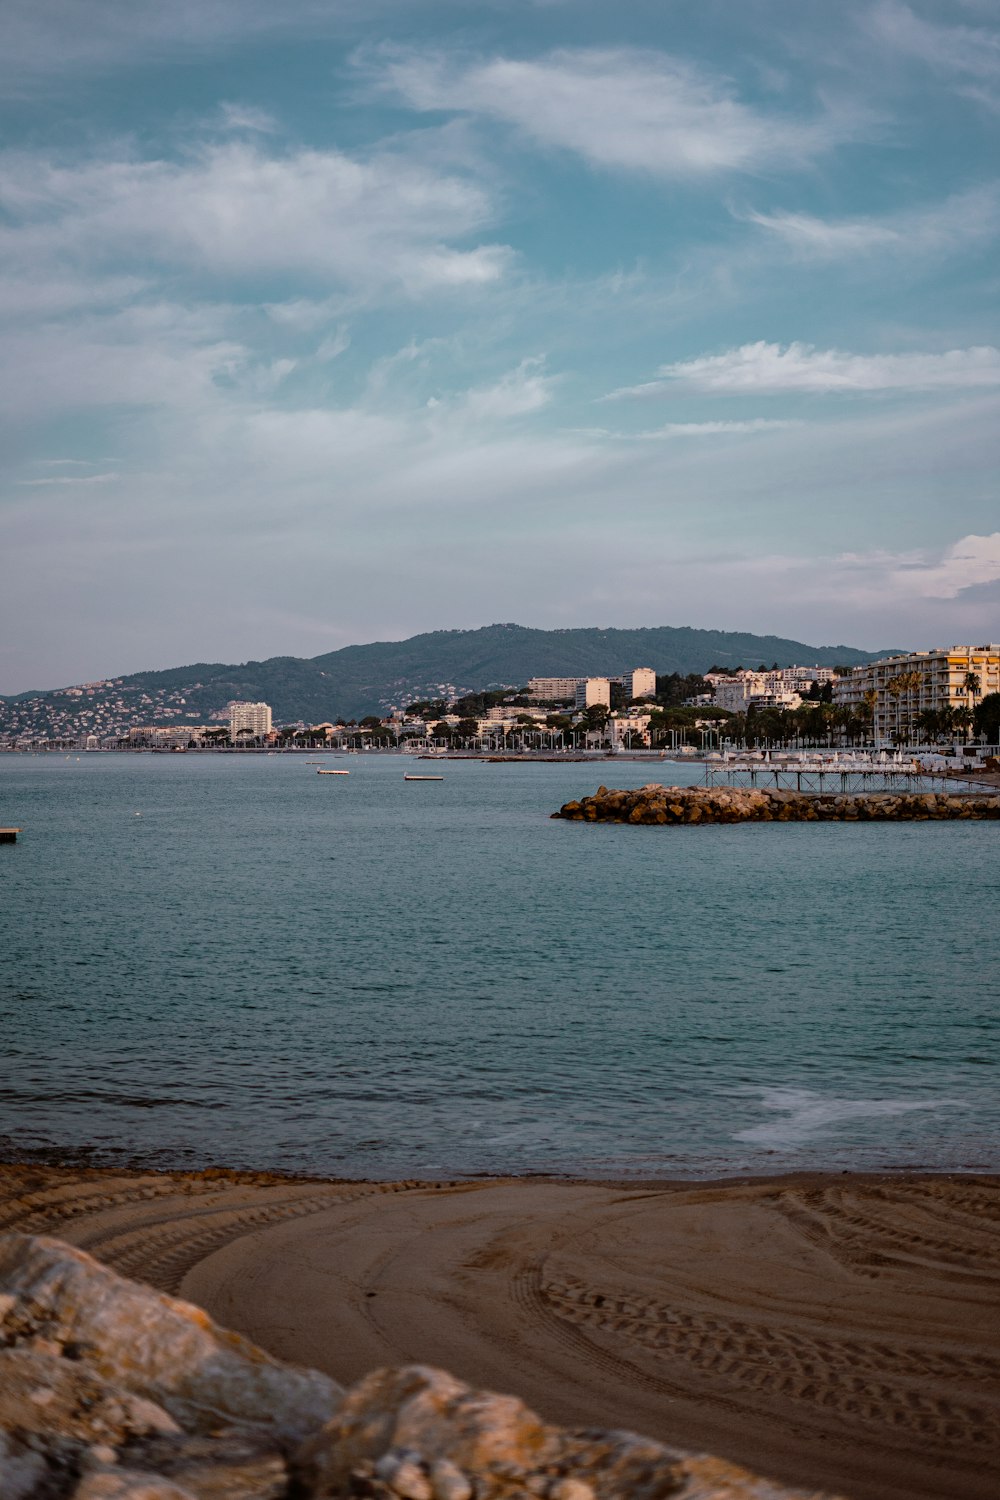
[0, 1237, 849, 1500]
[295, 1365, 847, 1500]
[0, 1235, 339, 1443]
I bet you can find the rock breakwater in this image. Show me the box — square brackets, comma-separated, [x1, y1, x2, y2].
[0, 1233, 847, 1499]
[552, 784, 1000, 826]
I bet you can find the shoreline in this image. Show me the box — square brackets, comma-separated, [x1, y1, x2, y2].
[3, 1161, 998, 1500]
[2, 1151, 999, 1188]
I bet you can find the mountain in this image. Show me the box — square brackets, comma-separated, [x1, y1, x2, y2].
[1, 623, 899, 739]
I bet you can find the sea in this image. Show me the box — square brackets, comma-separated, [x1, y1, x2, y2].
[2, 752, 998, 1181]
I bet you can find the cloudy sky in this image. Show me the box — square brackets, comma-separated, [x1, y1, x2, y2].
[2, 0, 998, 691]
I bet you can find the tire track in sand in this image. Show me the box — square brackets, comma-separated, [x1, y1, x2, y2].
[537, 1273, 999, 1449]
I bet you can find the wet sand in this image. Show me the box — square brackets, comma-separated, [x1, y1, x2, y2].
[1, 1165, 997, 1500]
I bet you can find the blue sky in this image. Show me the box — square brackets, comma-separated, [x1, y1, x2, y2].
[2, 0, 998, 691]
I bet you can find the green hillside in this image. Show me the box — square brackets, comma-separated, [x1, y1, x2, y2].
[1, 623, 899, 737]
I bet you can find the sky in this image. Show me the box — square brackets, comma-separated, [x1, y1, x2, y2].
[1, 0, 998, 692]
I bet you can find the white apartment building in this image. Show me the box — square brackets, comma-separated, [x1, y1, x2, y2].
[228, 700, 273, 738]
[610, 712, 652, 748]
[622, 667, 657, 700]
[527, 677, 582, 701]
[530, 666, 658, 702]
[711, 673, 801, 714]
[575, 677, 611, 709]
[832, 645, 1000, 742]
[776, 665, 835, 690]
[484, 705, 548, 722]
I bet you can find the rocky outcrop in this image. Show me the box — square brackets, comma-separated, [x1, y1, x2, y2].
[0, 1233, 339, 1498]
[552, 784, 1000, 825]
[0, 1233, 848, 1499]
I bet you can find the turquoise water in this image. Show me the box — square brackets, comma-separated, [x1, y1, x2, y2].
[1, 753, 998, 1179]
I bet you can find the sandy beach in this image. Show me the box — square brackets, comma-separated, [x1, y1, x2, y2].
[1, 1166, 997, 1499]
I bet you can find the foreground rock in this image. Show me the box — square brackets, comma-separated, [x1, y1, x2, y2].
[0, 1233, 847, 1498]
[552, 784, 1000, 826]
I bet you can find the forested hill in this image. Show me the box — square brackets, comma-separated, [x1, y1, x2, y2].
[2, 623, 898, 737]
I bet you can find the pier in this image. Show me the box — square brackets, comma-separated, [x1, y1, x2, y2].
[702, 753, 977, 794]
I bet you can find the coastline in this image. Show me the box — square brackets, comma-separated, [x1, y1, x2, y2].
[2, 1161, 997, 1500]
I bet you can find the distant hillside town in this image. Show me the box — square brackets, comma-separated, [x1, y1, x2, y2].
[5, 644, 998, 753]
[0, 622, 894, 744]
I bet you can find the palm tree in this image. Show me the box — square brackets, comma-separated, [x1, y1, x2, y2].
[963, 671, 981, 714]
[937, 704, 957, 742]
[914, 709, 939, 744]
[952, 706, 974, 743]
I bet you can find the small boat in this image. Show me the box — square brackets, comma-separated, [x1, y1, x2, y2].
[404, 774, 444, 781]
[317, 768, 350, 775]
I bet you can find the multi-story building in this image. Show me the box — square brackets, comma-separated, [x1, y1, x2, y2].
[575, 677, 611, 710]
[622, 667, 657, 700]
[527, 676, 581, 701]
[529, 668, 657, 703]
[832, 645, 1000, 742]
[609, 712, 652, 748]
[711, 673, 801, 714]
[485, 705, 547, 722]
[774, 665, 835, 690]
[228, 700, 273, 739]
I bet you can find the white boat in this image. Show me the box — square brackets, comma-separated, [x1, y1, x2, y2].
[404, 774, 444, 781]
[317, 768, 350, 775]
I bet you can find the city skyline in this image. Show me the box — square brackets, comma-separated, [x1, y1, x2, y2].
[2, 0, 999, 693]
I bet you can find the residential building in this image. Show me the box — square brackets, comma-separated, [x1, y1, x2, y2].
[527, 676, 582, 701]
[622, 667, 657, 700]
[575, 677, 611, 709]
[711, 673, 801, 714]
[530, 667, 657, 703]
[610, 712, 652, 748]
[832, 645, 1000, 742]
[228, 700, 273, 739]
[485, 705, 547, 721]
[127, 725, 212, 746]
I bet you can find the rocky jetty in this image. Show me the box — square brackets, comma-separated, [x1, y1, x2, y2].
[0, 1233, 847, 1499]
[552, 784, 1000, 826]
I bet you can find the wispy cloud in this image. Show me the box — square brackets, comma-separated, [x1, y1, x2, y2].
[18, 471, 120, 486]
[429, 357, 555, 422]
[585, 419, 803, 440]
[0, 140, 511, 294]
[606, 342, 1000, 397]
[868, 0, 1000, 83]
[216, 102, 279, 135]
[737, 185, 1000, 262]
[372, 46, 868, 178]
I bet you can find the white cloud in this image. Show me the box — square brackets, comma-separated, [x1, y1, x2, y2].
[0, 140, 511, 295]
[373, 46, 865, 178]
[839, 532, 1000, 601]
[0, 273, 148, 321]
[607, 342, 1000, 397]
[217, 102, 279, 135]
[868, 0, 1000, 82]
[0, 302, 249, 420]
[718, 531, 1000, 617]
[737, 186, 1000, 261]
[436, 357, 555, 422]
[17, 471, 121, 487]
[584, 419, 802, 440]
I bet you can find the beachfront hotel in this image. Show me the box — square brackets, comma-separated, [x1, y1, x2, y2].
[833, 645, 1000, 741]
[228, 700, 273, 738]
